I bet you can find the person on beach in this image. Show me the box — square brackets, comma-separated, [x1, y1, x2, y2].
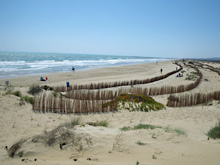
[72, 67, 75, 71]
[160, 68, 163, 73]
[40, 77, 46, 81]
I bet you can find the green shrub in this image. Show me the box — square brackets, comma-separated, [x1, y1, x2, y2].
[120, 126, 132, 131]
[18, 151, 24, 157]
[13, 91, 22, 97]
[99, 120, 109, 127]
[114, 93, 165, 112]
[136, 140, 146, 146]
[121, 124, 187, 136]
[134, 124, 162, 130]
[43, 85, 53, 91]
[5, 90, 22, 97]
[121, 124, 161, 131]
[152, 155, 157, 159]
[185, 72, 199, 81]
[174, 128, 186, 135]
[87, 120, 109, 127]
[28, 85, 43, 95]
[22, 96, 34, 104]
[207, 125, 220, 139]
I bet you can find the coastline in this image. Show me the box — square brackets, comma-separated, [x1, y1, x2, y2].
[0, 60, 175, 87]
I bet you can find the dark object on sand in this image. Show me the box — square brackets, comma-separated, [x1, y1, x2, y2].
[21, 159, 25, 161]
[34, 158, 37, 161]
[60, 143, 66, 150]
[5, 81, 9, 87]
[87, 158, 91, 161]
[40, 77, 46, 81]
[66, 81, 70, 87]
[5, 146, 8, 150]
[160, 69, 163, 73]
[176, 73, 183, 77]
[73, 159, 78, 161]
[72, 67, 75, 71]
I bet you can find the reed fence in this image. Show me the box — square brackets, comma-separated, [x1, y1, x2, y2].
[53, 63, 183, 92]
[193, 61, 220, 76]
[33, 62, 205, 114]
[33, 94, 117, 114]
[166, 91, 220, 107]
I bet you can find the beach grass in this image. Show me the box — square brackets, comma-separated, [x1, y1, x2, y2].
[207, 120, 220, 139]
[120, 124, 162, 131]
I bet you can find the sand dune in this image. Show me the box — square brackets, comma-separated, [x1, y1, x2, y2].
[0, 60, 220, 165]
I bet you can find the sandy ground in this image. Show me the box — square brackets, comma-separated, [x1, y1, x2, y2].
[0, 60, 220, 165]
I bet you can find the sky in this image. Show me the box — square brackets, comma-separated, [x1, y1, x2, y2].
[0, 0, 219, 58]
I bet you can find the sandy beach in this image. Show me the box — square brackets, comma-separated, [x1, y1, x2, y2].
[0, 60, 220, 165]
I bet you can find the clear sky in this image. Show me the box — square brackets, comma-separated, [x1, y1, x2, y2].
[0, 0, 219, 58]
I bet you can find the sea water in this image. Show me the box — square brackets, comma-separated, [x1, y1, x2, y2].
[0, 51, 169, 78]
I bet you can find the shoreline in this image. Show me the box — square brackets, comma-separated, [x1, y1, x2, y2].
[0, 59, 173, 79]
[0, 60, 175, 87]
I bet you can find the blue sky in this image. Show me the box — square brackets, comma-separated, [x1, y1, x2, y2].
[0, 0, 219, 58]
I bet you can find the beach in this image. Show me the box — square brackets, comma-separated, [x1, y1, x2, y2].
[0, 60, 220, 165]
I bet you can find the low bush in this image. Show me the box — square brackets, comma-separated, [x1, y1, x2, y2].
[185, 72, 199, 81]
[121, 124, 187, 136]
[43, 85, 53, 91]
[87, 120, 109, 127]
[33, 118, 81, 146]
[28, 85, 43, 95]
[115, 93, 165, 112]
[5, 90, 22, 97]
[13, 91, 22, 97]
[99, 120, 109, 127]
[136, 140, 146, 146]
[120, 124, 161, 131]
[134, 124, 162, 130]
[22, 96, 34, 104]
[174, 128, 186, 136]
[207, 121, 220, 139]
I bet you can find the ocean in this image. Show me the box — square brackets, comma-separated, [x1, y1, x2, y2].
[0, 51, 169, 78]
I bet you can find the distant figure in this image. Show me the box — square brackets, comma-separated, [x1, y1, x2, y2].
[5, 81, 9, 87]
[66, 81, 70, 87]
[160, 68, 163, 73]
[72, 67, 75, 71]
[46, 77, 48, 80]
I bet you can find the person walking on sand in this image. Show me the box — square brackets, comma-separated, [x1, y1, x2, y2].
[160, 68, 163, 73]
